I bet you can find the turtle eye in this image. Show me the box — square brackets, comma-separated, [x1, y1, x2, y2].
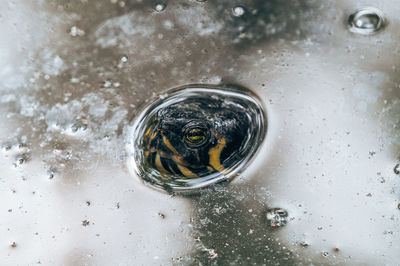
[184, 127, 208, 147]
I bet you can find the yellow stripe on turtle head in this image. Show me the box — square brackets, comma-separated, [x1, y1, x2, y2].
[177, 164, 199, 179]
[155, 153, 167, 173]
[144, 124, 153, 137]
[162, 134, 179, 155]
[144, 151, 150, 161]
[149, 129, 159, 141]
[208, 137, 226, 172]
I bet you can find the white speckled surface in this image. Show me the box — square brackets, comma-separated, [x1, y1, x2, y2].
[1, 0, 399, 264]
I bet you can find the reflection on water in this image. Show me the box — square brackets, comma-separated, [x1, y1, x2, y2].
[0, 0, 399, 265]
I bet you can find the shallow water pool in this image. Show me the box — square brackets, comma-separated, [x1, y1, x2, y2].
[1, 0, 399, 265]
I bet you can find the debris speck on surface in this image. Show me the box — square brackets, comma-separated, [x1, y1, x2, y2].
[82, 220, 90, 227]
[266, 208, 289, 228]
[394, 164, 400, 175]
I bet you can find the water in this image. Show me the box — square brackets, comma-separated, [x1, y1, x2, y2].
[127, 85, 266, 193]
[1, 0, 400, 265]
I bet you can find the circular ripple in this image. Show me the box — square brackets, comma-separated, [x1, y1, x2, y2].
[126, 84, 266, 193]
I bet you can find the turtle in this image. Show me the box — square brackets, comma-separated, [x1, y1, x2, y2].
[128, 84, 266, 193]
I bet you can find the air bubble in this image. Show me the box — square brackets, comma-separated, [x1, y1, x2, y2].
[154, 3, 166, 12]
[127, 84, 266, 193]
[232, 6, 246, 17]
[13, 153, 30, 167]
[266, 208, 288, 228]
[348, 7, 385, 35]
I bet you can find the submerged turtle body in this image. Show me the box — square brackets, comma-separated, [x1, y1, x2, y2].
[128, 85, 266, 193]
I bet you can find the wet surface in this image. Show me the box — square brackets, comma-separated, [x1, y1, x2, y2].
[1, 0, 400, 265]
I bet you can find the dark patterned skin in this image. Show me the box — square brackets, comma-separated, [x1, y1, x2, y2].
[142, 96, 251, 180]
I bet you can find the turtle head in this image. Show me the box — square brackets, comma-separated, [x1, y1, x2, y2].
[131, 86, 266, 192]
[142, 97, 249, 179]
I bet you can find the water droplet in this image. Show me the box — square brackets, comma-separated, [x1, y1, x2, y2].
[82, 220, 90, 226]
[69, 26, 85, 37]
[120, 55, 128, 63]
[70, 77, 80, 84]
[394, 163, 399, 175]
[154, 3, 166, 12]
[70, 118, 88, 133]
[13, 153, 30, 167]
[299, 242, 309, 247]
[348, 7, 385, 35]
[127, 84, 266, 193]
[47, 168, 56, 179]
[2, 143, 12, 152]
[265, 208, 288, 228]
[103, 80, 112, 88]
[232, 6, 246, 17]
